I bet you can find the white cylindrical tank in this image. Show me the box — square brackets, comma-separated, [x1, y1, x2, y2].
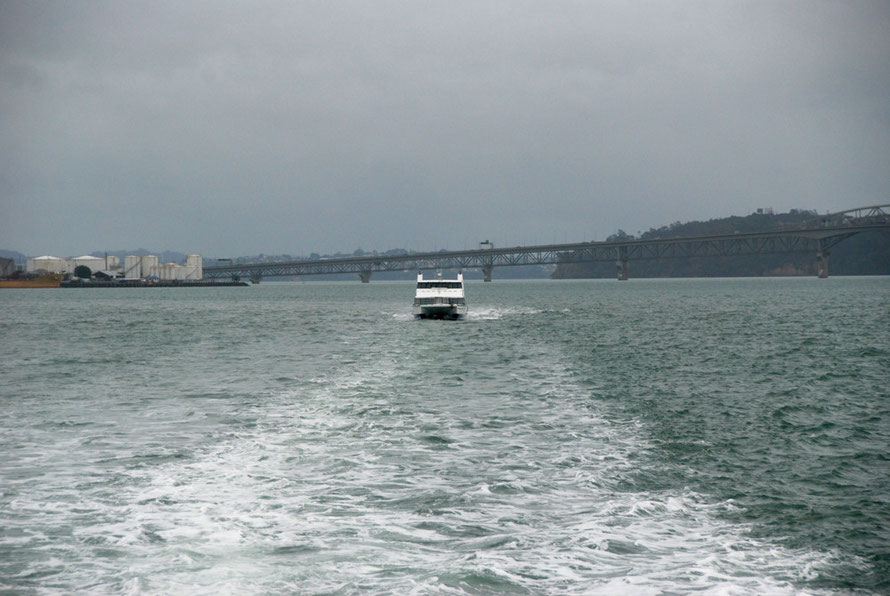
[158, 262, 176, 280]
[124, 255, 141, 279]
[141, 255, 159, 278]
[71, 255, 105, 273]
[26, 256, 68, 273]
[186, 254, 203, 280]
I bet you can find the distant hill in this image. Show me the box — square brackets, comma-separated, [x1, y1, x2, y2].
[6, 212, 887, 279]
[0, 249, 27, 260]
[553, 209, 890, 278]
[0, 248, 196, 272]
[1, 248, 190, 263]
[0, 250, 27, 270]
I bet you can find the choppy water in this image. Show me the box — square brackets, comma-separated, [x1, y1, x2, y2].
[1, 278, 888, 594]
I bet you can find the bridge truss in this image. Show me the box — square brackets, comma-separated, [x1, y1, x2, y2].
[203, 205, 889, 282]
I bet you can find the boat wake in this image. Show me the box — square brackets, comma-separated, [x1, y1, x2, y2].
[19, 354, 852, 594]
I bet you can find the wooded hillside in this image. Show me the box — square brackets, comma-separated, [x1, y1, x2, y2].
[553, 210, 890, 278]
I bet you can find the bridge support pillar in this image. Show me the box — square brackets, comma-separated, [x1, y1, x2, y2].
[359, 269, 372, 283]
[816, 250, 830, 279]
[249, 272, 262, 284]
[617, 260, 628, 281]
[616, 246, 628, 281]
[482, 266, 493, 282]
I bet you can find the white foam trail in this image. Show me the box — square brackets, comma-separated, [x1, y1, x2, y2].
[466, 306, 543, 320]
[1, 311, 865, 595]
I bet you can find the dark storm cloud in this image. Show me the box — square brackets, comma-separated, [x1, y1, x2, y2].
[1, 1, 888, 256]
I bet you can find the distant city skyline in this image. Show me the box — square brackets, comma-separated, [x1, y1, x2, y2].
[2, 2, 888, 257]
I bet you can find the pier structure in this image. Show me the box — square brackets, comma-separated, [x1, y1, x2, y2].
[202, 205, 889, 282]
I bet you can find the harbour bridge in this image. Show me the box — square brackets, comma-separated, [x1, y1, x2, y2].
[203, 205, 890, 283]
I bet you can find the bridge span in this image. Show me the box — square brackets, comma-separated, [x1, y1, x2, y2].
[203, 205, 889, 283]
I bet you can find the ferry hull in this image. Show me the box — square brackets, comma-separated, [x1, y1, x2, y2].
[414, 305, 467, 320]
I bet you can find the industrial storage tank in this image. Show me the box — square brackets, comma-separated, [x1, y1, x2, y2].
[141, 255, 159, 278]
[185, 254, 203, 280]
[158, 263, 176, 280]
[72, 255, 105, 273]
[158, 263, 191, 280]
[26, 256, 69, 274]
[124, 255, 142, 279]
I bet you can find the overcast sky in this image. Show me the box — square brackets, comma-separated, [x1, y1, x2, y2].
[2, 1, 888, 257]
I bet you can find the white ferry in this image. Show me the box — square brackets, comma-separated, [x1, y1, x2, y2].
[413, 272, 467, 320]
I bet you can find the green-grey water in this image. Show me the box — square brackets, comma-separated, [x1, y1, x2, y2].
[1, 278, 888, 594]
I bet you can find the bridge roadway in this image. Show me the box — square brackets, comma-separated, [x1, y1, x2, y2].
[202, 204, 890, 283]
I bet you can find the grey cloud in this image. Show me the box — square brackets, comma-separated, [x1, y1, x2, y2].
[1, 1, 888, 256]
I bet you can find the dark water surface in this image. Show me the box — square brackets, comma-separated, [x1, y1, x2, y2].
[2, 278, 888, 594]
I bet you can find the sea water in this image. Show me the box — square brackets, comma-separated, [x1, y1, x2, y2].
[1, 278, 888, 594]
